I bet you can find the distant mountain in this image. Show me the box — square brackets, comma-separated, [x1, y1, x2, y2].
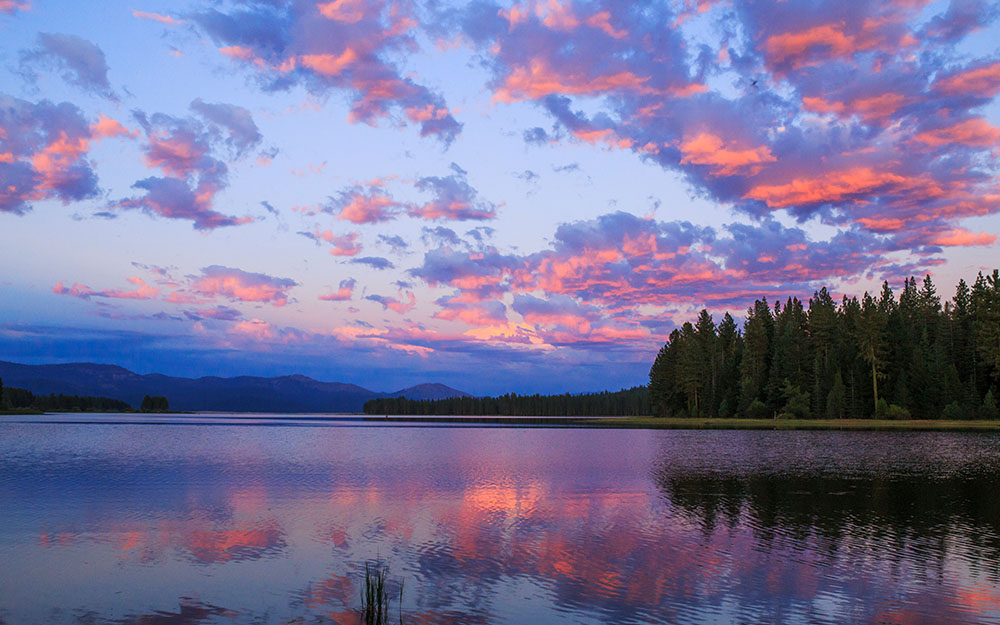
[0, 361, 470, 413]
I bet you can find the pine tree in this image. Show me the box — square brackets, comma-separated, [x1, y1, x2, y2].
[694, 310, 718, 416]
[858, 292, 886, 414]
[826, 371, 847, 419]
[739, 299, 773, 411]
[974, 271, 1000, 385]
[649, 331, 681, 417]
[716, 313, 741, 417]
[677, 322, 704, 416]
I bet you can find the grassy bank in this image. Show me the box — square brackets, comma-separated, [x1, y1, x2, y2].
[365, 415, 1000, 431]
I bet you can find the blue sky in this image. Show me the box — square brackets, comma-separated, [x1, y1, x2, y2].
[1, 0, 999, 394]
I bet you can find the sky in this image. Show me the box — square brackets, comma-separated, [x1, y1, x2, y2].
[1, 0, 999, 395]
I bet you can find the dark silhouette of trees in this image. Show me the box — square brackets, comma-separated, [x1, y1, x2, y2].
[2, 386, 131, 412]
[364, 386, 649, 416]
[140, 395, 170, 412]
[649, 271, 1000, 419]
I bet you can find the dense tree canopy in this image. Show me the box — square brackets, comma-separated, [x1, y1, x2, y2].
[1, 386, 132, 412]
[650, 271, 1000, 419]
[364, 387, 650, 417]
[140, 395, 170, 413]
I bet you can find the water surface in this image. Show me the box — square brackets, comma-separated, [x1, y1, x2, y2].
[1, 414, 999, 624]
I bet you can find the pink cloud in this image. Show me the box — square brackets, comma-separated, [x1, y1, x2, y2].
[191, 266, 298, 307]
[0, 0, 29, 15]
[433, 298, 509, 327]
[90, 114, 136, 139]
[743, 167, 940, 209]
[319, 278, 356, 302]
[52, 276, 160, 300]
[307, 230, 362, 256]
[194, 1, 460, 143]
[933, 61, 1000, 98]
[802, 93, 907, 125]
[317, 0, 367, 23]
[335, 189, 401, 224]
[367, 291, 417, 315]
[929, 228, 997, 247]
[113, 109, 257, 229]
[132, 10, 183, 25]
[679, 133, 777, 177]
[913, 118, 1000, 148]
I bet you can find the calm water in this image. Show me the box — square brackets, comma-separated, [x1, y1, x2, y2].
[1, 414, 999, 625]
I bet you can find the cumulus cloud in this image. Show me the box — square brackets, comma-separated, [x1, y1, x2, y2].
[190, 265, 298, 306]
[0, 1, 30, 15]
[410, 165, 499, 221]
[319, 278, 356, 301]
[132, 10, 184, 26]
[326, 180, 402, 224]
[53, 276, 159, 300]
[54, 264, 299, 310]
[191, 0, 461, 144]
[430, 0, 1000, 257]
[320, 167, 500, 224]
[300, 229, 362, 256]
[111, 108, 262, 229]
[366, 291, 416, 314]
[350, 256, 395, 270]
[184, 305, 243, 321]
[19, 33, 115, 99]
[0, 94, 126, 214]
[412, 210, 903, 346]
[377, 234, 409, 253]
[190, 98, 262, 157]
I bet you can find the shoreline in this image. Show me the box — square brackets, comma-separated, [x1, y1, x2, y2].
[4, 412, 998, 431]
[364, 415, 1000, 431]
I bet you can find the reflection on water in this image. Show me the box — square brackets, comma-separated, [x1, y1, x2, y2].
[1, 417, 999, 624]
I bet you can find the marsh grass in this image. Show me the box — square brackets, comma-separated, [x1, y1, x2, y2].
[360, 561, 404, 625]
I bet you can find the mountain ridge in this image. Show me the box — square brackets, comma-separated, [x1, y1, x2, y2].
[0, 360, 470, 413]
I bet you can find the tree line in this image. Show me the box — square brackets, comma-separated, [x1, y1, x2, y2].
[364, 387, 650, 416]
[0, 378, 170, 413]
[650, 271, 1000, 420]
[1, 383, 133, 412]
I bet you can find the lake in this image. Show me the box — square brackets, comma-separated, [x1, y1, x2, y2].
[1, 414, 999, 624]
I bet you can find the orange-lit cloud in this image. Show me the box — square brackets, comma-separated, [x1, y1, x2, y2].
[913, 118, 1000, 147]
[679, 133, 777, 177]
[132, 10, 183, 25]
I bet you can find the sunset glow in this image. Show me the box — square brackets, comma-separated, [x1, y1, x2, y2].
[1, 0, 998, 393]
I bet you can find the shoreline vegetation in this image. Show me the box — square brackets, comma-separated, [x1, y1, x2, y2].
[5, 271, 999, 430]
[368, 271, 1000, 424]
[0, 379, 170, 415]
[363, 415, 1000, 431]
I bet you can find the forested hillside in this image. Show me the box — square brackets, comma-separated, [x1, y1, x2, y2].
[649, 271, 1000, 419]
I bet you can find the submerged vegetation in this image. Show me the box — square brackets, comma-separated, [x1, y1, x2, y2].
[650, 271, 1000, 419]
[364, 386, 650, 416]
[360, 561, 403, 625]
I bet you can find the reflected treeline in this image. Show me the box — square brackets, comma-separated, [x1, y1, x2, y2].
[654, 463, 1000, 579]
[7, 425, 1000, 624]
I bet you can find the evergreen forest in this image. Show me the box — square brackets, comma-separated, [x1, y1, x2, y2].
[0, 383, 133, 413]
[363, 386, 650, 417]
[649, 271, 1000, 419]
